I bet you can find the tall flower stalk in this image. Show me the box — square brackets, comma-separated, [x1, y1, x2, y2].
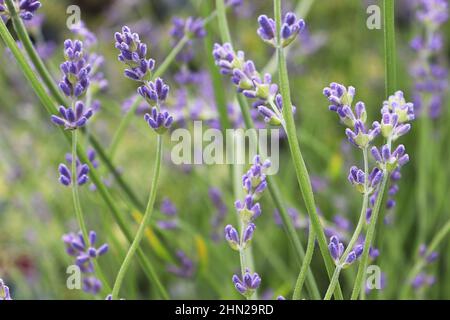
[110, 27, 173, 299]
[215, 0, 321, 299]
[273, 0, 343, 299]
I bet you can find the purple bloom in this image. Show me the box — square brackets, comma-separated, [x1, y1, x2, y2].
[51, 101, 93, 130]
[323, 83, 356, 123]
[115, 26, 155, 82]
[157, 198, 178, 230]
[144, 107, 174, 134]
[232, 269, 261, 297]
[345, 120, 380, 148]
[166, 250, 195, 278]
[371, 144, 410, 172]
[58, 157, 89, 187]
[328, 235, 362, 267]
[410, 1, 448, 118]
[0, 279, 12, 300]
[348, 166, 383, 193]
[62, 230, 108, 274]
[82, 277, 102, 295]
[59, 40, 91, 98]
[381, 91, 415, 123]
[412, 273, 436, 289]
[138, 77, 170, 105]
[209, 187, 228, 241]
[257, 12, 306, 47]
[170, 17, 206, 40]
[419, 244, 440, 263]
[224, 224, 240, 250]
[0, 0, 41, 21]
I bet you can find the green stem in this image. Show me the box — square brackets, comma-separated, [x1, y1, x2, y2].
[71, 130, 112, 294]
[111, 135, 163, 299]
[274, 0, 343, 300]
[292, 226, 315, 300]
[5, 0, 63, 104]
[351, 173, 388, 300]
[71, 130, 89, 239]
[0, 19, 168, 298]
[383, 0, 397, 96]
[324, 266, 342, 300]
[324, 147, 370, 299]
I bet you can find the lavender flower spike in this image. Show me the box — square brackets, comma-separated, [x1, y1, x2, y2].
[144, 107, 174, 134]
[0, 279, 12, 300]
[58, 157, 89, 187]
[381, 91, 415, 123]
[138, 77, 170, 105]
[0, 0, 41, 21]
[257, 13, 305, 48]
[232, 269, 261, 298]
[170, 17, 206, 40]
[51, 101, 93, 130]
[59, 40, 91, 98]
[115, 26, 155, 81]
[371, 144, 410, 172]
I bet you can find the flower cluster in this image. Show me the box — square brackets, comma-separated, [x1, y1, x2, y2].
[166, 250, 195, 278]
[328, 235, 364, 268]
[213, 43, 295, 126]
[51, 102, 93, 130]
[70, 21, 108, 95]
[170, 17, 206, 63]
[115, 26, 155, 82]
[209, 187, 228, 241]
[59, 40, 91, 98]
[412, 244, 440, 291]
[115, 26, 174, 135]
[157, 198, 178, 230]
[324, 85, 414, 223]
[0, 0, 41, 21]
[0, 279, 12, 300]
[257, 12, 306, 48]
[224, 156, 270, 297]
[410, 0, 448, 118]
[232, 269, 261, 298]
[58, 155, 89, 187]
[62, 231, 108, 294]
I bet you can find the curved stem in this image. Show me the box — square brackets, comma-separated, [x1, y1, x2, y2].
[111, 135, 163, 300]
[292, 227, 316, 300]
[274, 0, 343, 300]
[324, 147, 369, 299]
[351, 173, 388, 300]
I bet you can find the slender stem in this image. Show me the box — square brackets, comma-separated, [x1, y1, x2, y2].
[71, 130, 89, 239]
[324, 147, 370, 299]
[5, 0, 63, 104]
[111, 135, 163, 299]
[71, 130, 112, 294]
[0, 17, 168, 299]
[324, 266, 342, 300]
[292, 226, 315, 300]
[274, 0, 343, 299]
[351, 173, 388, 300]
[383, 0, 397, 96]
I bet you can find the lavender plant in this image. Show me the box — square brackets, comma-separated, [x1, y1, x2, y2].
[225, 155, 270, 299]
[110, 26, 173, 300]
